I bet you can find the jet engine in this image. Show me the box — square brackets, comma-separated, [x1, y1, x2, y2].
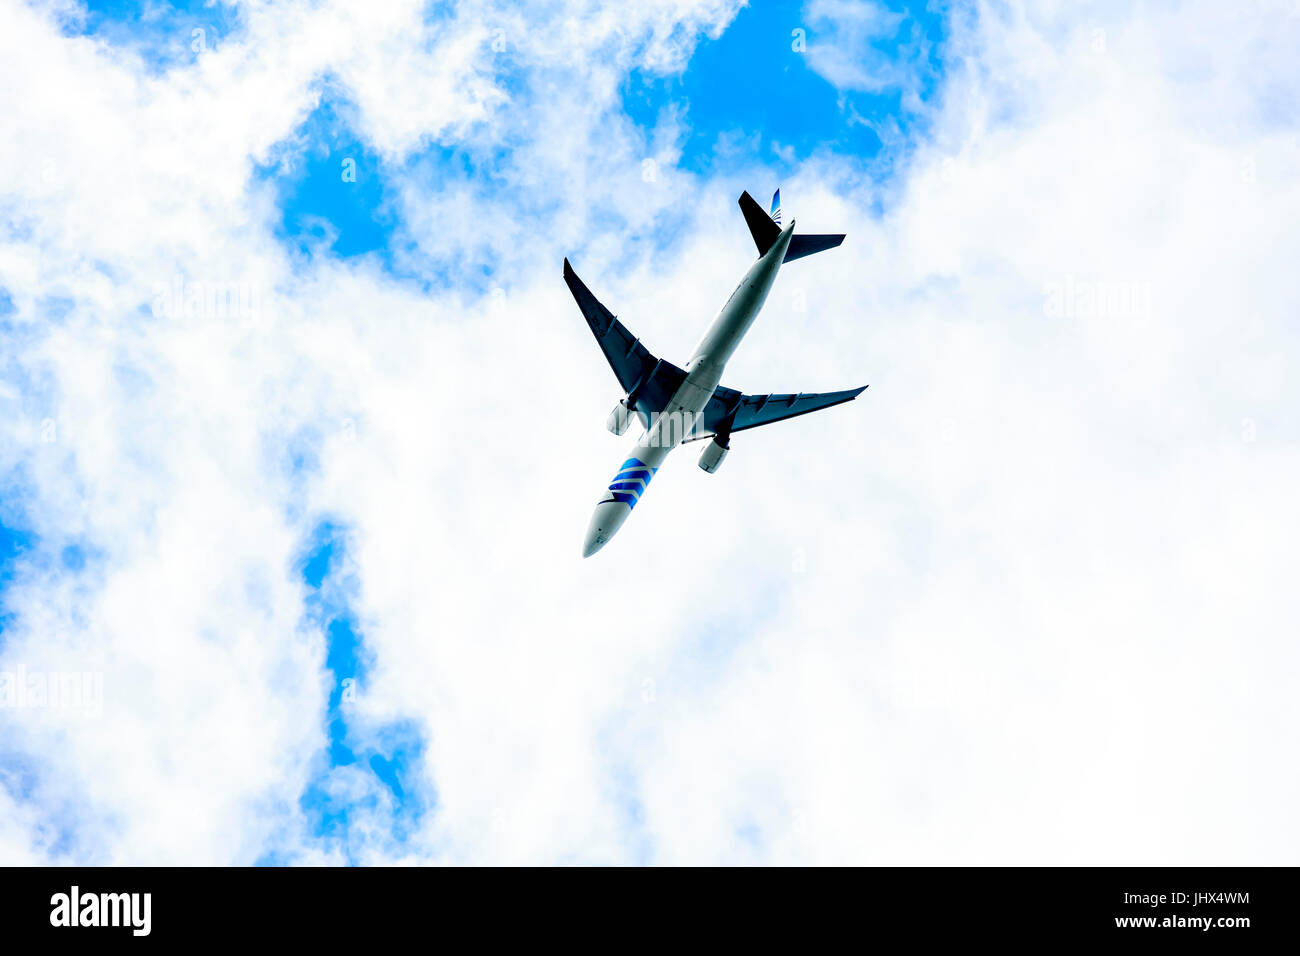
[607, 400, 633, 436]
[698, 436, 729, 474]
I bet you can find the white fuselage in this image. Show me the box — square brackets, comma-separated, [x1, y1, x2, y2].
[582, 222, 796, 556]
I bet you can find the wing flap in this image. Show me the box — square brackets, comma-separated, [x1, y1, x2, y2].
[733, 387, 867, 431]
[687, 385, 868, 441]
[564, 258, 686, 420]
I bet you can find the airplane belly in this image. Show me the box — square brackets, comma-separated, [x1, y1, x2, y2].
[672, 370, 723, 420]
[581, 368, 718, 557]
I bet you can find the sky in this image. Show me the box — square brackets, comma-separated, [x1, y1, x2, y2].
[0, 0, 1298, 865]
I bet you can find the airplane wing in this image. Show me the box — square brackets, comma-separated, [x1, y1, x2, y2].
[563, 258, 687, 424]
[686, 384, 868, 442]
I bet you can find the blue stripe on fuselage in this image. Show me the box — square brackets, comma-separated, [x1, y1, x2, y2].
[608, 458, 659, 509]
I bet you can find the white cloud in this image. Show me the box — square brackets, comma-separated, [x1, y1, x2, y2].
[1, 0, 1298, 865]
[801, 0, 923, 96]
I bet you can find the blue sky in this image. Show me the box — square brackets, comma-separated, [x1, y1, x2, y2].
[623, 1, 946, 174]
[61, 0, 246, 69]
[249, 4, 945, 859]
[249, 1, 949, 281]
[0, 0, 949, 863]
[272, 520, 429, 864]
[258, 89, 397, 264]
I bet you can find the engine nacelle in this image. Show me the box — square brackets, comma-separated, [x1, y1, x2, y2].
[698, 437, 729, 474]
[607, 400, 633, 436]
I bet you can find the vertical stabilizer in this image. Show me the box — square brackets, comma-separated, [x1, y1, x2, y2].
[739, 189, 844, 261]
[738, 190, 780, 256]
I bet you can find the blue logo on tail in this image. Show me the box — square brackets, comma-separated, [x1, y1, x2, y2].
[605, 457, 658, 508]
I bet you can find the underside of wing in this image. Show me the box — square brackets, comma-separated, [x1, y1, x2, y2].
[563, 258, 686, 424]
[687, 385, 868, 442]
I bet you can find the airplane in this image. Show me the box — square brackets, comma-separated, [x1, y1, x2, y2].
[565, 189, 867, 557]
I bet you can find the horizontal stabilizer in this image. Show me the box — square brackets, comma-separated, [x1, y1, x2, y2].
[740, 190, 845, 261]
[784, 233, 845, 262]
[739, 190, 780, 256]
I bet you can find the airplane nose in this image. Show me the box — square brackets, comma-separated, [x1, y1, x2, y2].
[582, 514, 611, 558]
[582, 501, 628, 557]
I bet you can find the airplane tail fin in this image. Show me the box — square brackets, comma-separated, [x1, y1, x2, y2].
[739, 190, 780, 256]
[738, 190, 845, 262]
